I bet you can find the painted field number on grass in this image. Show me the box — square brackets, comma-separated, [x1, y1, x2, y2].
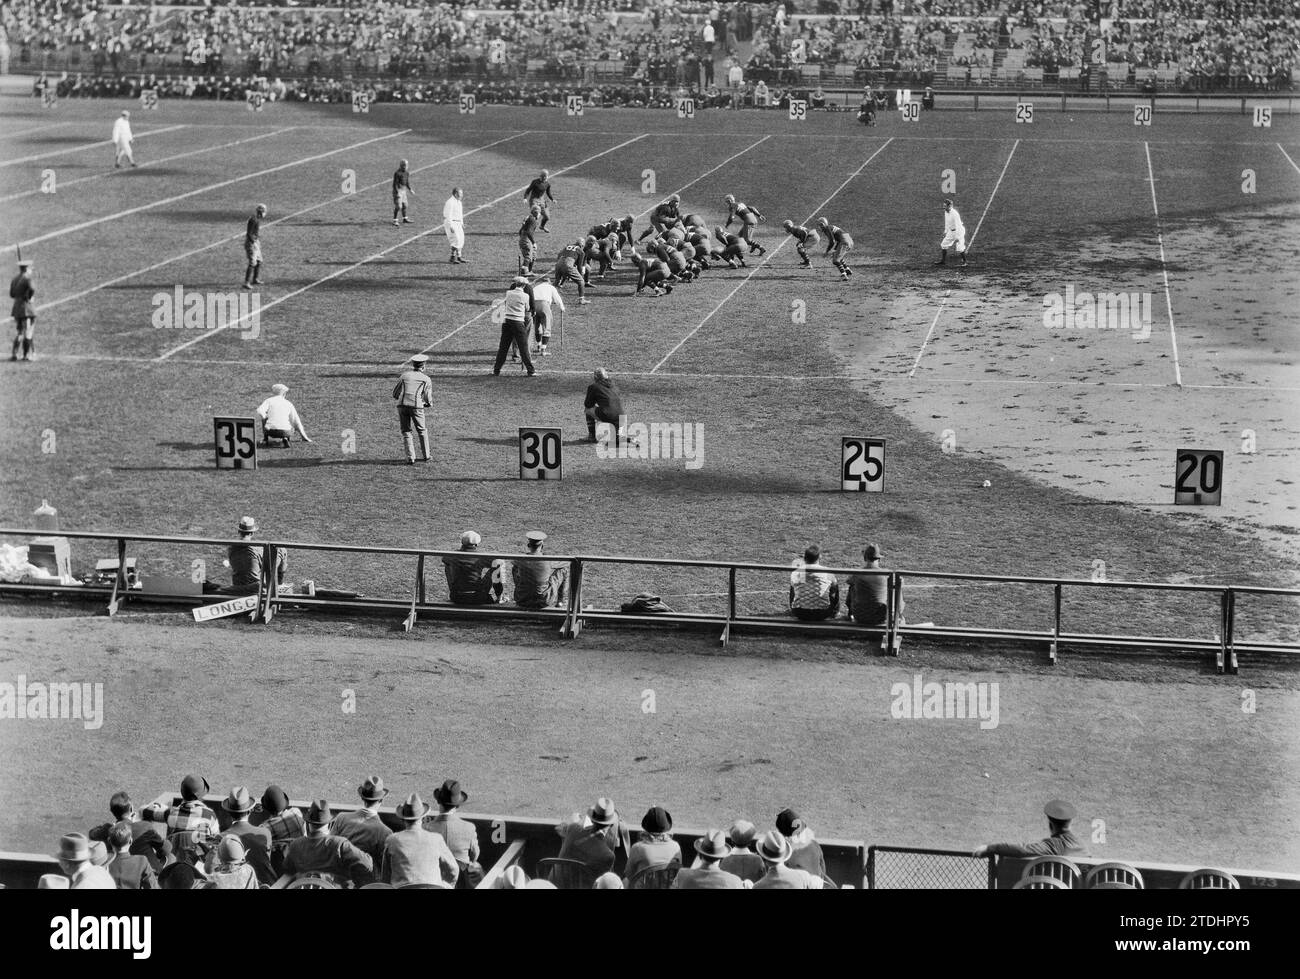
[459, 93, 477, 115]
[214, 416, 258, 470]
[566, 95, 584, 117]
[1015, 102, 1033, 124]
[1134, 103, 1153, 126]
[901, 101, 921, 122]
[789, 99, 807, 122]
[520, 427, 562, 480]
[676, 97, 696, 120]
[1253, 105, 1272, 128]
[841, 437, 885, 493]
[351, 91, 370, 114]
[140, 89, 158, 110]
[193, 594, 259, 623]
[1174, 448, 1223, 506]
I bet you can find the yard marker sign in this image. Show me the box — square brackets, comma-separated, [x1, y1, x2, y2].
[192, 594, 259, 622]
[351, 91, 370, 114]
[676, 97, 696, 119]
[247, 91, 265, 112]
[789, 98, 808, 122]
[459, 92, 477, 115]
[1134, 103, 1153, 126]
[841, 437, 886, 492]
[1174, 449, 1223, 505]
[1252, 105, 1272, 128]
[520, 427, 562, 480]
[213, 416, 258, 469]
[566, 95, 585, 117]
[1015, 102, 1033, 124]
[901, 100, 921, 122]
[140, 89, 159, 111]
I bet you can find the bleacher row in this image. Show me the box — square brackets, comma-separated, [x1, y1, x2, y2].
[5, 784, 1299, 890]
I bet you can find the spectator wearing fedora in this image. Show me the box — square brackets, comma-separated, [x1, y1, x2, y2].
[38, 874, 69, 889]
[846, 543, 903, 626]
[283, 800, 374, 887]
[972, 800, 1087, 859]
[594, 872, 624, 889]
[494, 865, 530, 890]
[673, 830, 743, 889]
[624, 805, 682, 882]
[157, 861, 205, 890]
[206, 837, 258, 889]
[423, 779, 481, 888]
[88, 790, 170, 871]
[219, 786, 276, 885]
[511, 530, 569, 610]
[249, 784, 305, 874]
[105, 822, 158, 890]
[256, 383, 312, 446]
[752, 830, 824, 889]
[328, 775, 394, 869]
[55, 833, 115, 889]
[719, 819, 764, 883]
[226, 516, 287, 595]
[141, 774, 221, 867]
[777, 808, 828, 882]
[558, 797, 627, 877]
[788, 545, 839, 621]
[384, 793, 459, 888]
[442, 530, 504, 605]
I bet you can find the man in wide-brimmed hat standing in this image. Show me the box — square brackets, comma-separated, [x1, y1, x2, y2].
[751, 830, 824, 889]
[424, 779, 481, 888]
[55, 832, 115, 889]
[219, 785, 276, 885]
[673, 830, 743, 889]
[328, 775, 394, 869]
[557, 797, 628, 877]
[283, 800, 374, 887]
[383, 792, 459, 888]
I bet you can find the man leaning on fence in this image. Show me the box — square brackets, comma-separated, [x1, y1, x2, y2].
[972, 800, 1087, 859]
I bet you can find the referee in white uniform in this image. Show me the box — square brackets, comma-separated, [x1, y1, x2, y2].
[443, 187, 466, 264]
[935, 198, 967, 268]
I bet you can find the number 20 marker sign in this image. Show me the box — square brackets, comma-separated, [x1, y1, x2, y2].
[841, 437, 885, 492]
[1174, 448, 1223, 505]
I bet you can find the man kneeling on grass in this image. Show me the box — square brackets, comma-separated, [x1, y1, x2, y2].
[788, 544, 839, 621]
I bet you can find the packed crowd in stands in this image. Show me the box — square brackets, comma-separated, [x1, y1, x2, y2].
[2, 0, 1294, 93]
[45, 775, 850, 888]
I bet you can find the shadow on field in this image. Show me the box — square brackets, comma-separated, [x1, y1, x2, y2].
[156, 441, 212, 451]
[455, 436, 517, 447]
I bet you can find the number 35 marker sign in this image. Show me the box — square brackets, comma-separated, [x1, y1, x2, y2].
[842, 437, 885, 492]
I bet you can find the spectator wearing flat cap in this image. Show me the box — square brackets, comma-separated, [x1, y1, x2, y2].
[393, 353, 432, 464]
[106, 822, 158, 890]
[55, 833, 115, 890]
[752, 830, 824, 889]
[624, 805, 682, 882]
[141, 774, 221, 867]
[673, 830, 743, 889]
[788, 545, 839, 621]
[776, 808, 828, 882]
[226, 516, 287, 595]
[423, 779, 481, 888]
[88, 790, 170, 871]
[558, 798, 627, 877]
[719, 820, 764, 883]
[256, 382, 312, 447]
[328, 775, 394, 869]
[846, 543, 903, 626]
[511, 530, 569, 610]
[973, 800, 1087, 859]
[283, 800, 374, 887]
[206, 837, 258, 889]
[443, 530, 504, 605]
[249, 784, 305, 874]
[386, 793, 459, 888]
[218, 786, 276, 885]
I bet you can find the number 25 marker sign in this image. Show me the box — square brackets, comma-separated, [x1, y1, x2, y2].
[842, 437, 885, 492]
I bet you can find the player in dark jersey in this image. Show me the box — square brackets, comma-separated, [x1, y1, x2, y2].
[712, 226, 746, 268]
[585, 234, 618, 279]
[553, 238, 591, 303]
[817, 217, 855, 280]
[723, 195, 766, 255]
[519, 205, 541, 274]
[781, 219, 821, 267]
[638, 194, 681, 241]
[524, 169, 555, 232]
[615, 214, 635, 251]
[243, 203, 267, 289]
[630, 246, 673, 296]
[392, 159, 413, 226]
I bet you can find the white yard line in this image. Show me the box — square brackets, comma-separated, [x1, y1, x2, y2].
[0, 128, 294, 204]
[2, 120, 76, 139]
[1144, 140, 1183, 388]
[1278, 143, 1300, 176]
[421, 134, 772, 353]
[0, 124, 187, 167]
[908, 137, 1018, 378]
[157, 133, 649, 361]
[3, 128, 411, 255]
[651, 137, 895, 374]
[39, 131, 529, 313]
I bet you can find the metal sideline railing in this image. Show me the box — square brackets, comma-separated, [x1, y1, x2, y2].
[1, 527, 1297, 672]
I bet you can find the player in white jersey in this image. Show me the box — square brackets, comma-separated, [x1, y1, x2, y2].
[112, 110, 136, 168]
[529, 278, 565, 356]
[935, 198, 967, 268]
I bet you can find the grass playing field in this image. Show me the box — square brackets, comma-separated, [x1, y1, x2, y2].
[2, 96, 1298, 868]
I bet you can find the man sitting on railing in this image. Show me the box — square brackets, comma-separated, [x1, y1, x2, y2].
[788, 544, 840, 621]
[442, 530, 504, 605]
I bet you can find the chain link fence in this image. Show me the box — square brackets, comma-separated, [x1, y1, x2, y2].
[867, 846, 995, 889]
